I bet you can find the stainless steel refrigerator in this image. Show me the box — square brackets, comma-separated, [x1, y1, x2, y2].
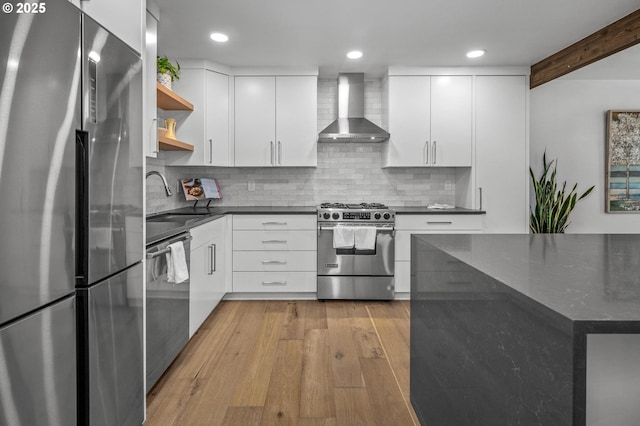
[0, 1, 144, 425]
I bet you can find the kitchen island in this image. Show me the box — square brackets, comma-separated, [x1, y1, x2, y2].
[410, 234, 640, 426]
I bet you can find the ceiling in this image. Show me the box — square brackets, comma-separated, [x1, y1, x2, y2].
[154, 0, 639, 78]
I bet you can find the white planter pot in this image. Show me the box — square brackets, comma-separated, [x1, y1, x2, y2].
[157, 72, 172, 90]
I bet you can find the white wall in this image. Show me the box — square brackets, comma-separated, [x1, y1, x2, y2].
[530, 79, 640, 233]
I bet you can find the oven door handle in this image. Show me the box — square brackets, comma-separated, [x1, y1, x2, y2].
[318, 225, 395, 231]
[317, 225, 395, 237]
[146, 235, 193, 259]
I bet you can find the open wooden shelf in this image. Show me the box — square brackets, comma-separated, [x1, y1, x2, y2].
[158, 131, 194, 151]
[157, 83, 194, 111]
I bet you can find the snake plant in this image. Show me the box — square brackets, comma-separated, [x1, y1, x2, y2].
[529, 152, 594, 233]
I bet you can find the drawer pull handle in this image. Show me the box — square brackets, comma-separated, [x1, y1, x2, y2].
[262, 260, 287, 264]
[262, 240, 287, 243]
[262, 222, 287, 225]
[426, 221, 453, 225]
[262, 281, 287, 286]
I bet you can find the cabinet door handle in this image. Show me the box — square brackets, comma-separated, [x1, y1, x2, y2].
[261, 240, 287, 243]
[262, 221, 287, 225]
[262, 260, 287, 264]
[278, 141, 282, 165]
[432, 141, 437, 165]
[424, 141, 429, 165]
[478, 187, 483, 210]
[262, 281, 287, 286]
[270, 141, 274, 165]
[208, 244, 216, 274]
[152, 118, 159, 154]
[209, 139, 213, 164]
[426, 221, 453, 225]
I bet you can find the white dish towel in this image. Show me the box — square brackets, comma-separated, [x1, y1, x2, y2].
[333, 226, 355, 249]
[166, 241, 189, 284]
[354, 227, 377, 250]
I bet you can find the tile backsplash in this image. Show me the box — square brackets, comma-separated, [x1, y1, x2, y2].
[146, 78, 456, 214]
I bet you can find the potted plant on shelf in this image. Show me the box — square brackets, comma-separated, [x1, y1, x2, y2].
[529, 151, 595, 233]
[157, 55, 180, 90]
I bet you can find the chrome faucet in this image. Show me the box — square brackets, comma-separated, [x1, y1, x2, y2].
[145, 171, 173, 197]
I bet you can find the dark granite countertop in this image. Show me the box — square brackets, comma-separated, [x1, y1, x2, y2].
[413, 234, 640, 323]
[391, 206, 484, 214]
[169, 205, 318, 215]
[146, 206, 316, 246]
[146, 214, 225, 246]
[145, 205, 482, 246]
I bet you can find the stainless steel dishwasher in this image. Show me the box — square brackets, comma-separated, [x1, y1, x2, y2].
[145, 231, 191, 392]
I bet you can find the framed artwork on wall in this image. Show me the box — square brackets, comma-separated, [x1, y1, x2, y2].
[605, 110, 640, 213]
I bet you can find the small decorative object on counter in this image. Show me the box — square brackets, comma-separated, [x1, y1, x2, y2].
[181, 178, 222, 201]
[164, 118, 176, 139]
[156, 55, 180, 90]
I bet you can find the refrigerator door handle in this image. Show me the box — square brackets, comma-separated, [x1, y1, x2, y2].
[76, 129, 89, 286]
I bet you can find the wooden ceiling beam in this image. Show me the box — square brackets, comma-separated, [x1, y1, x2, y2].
[530, 9, 640, 89]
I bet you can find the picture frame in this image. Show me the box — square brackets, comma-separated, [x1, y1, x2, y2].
[605, 110, 640, 213]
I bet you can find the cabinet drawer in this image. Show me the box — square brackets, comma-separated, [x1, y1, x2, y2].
[232, 214, 316, 230]
[233, 230, 316, 251]
[233, 250, 316, 272]
[191, 217, 225, 250]
[396, 230, 480, 261]
[396, 214, 483, 231]
[232, 271, 316, 292]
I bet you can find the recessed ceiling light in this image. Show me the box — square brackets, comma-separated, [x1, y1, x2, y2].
[347, 50, 363, 59]
[466, 49, 486, 58]
[210, 32, 229, 43]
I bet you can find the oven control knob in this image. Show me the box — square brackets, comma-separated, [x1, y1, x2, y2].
[383, 212, 391, 220]
[332, 212, 340, 220]
[374, 212, 381, 220]
[323, 212, 331, 219]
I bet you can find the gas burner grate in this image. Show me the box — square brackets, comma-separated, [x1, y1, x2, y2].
[319, 202, 388, 210]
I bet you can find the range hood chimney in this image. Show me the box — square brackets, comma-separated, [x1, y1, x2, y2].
[318, 73, 390, 143]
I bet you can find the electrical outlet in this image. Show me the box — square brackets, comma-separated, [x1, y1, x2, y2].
[445, 181, 452, 190]
[248, 180, 255, 191]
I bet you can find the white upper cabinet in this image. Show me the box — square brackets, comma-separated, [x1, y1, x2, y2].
[430, 76, 473, 166]
[235, 75, 317, 167]
[234, 76, 276, 166]
[384, 75, 472, 167]
[475, 75, 528, 233]
[206, 71, 231, 166]
[165, 68, 230, 166]
[275, 76, 318, 166]
[76, 0, 144, 54]
[385, 76, 430, 166]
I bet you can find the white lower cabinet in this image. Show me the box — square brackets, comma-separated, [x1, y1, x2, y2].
[232, 272, 317, 293]
[394, 214, 483, 293]
[232, 214, 317, 294]
[189, 217, 226, 337]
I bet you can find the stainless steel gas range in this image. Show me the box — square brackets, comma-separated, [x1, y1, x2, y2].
[317, 203, 395, 300]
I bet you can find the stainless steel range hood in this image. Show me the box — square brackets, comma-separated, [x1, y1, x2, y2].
[318, 73, 390, 143]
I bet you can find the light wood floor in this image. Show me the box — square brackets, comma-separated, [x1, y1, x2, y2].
[145, 300, 418, 426]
